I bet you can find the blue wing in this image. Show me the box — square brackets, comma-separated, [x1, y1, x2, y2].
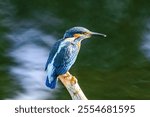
[45, 39, 62, 89]
[45, 40, 79, 89]
[53, 42, 79, 75]
[45, 39, 62, 71]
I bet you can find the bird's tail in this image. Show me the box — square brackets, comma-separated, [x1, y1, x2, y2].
[46, 76, 57, 89]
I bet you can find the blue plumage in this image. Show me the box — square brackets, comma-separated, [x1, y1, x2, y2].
[45, 26, 106, 89]
[45, 38, 79, 88]
[46, 76, 57, 89]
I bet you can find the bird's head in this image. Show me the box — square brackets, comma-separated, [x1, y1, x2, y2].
[63, 26, 106, 41]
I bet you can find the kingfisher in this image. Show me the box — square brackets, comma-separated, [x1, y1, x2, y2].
[45, 26, 106, 89]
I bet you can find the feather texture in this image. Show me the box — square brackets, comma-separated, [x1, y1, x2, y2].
[45, 38, 80, 88]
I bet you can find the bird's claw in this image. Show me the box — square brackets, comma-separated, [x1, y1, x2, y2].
[58, 72, 77, 85]
[70, 76, 77, 85]
[63, 72, 72, 80]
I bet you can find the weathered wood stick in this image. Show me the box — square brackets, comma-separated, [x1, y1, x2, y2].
[58, 73, 88, 100]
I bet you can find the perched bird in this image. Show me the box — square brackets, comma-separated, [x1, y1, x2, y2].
[45, 26, 106, 89]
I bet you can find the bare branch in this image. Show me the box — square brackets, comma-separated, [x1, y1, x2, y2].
[58, 73, 88, 100]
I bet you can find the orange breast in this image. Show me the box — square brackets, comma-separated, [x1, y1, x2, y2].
[77, 42, 81, 49]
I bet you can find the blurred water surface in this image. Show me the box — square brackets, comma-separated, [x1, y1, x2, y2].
[0, 0, 150, 99]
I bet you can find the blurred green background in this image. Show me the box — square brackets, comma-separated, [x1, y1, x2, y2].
[0, 0, 150, 100]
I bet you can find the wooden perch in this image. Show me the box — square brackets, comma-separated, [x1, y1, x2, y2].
[58, 72, 88, 100]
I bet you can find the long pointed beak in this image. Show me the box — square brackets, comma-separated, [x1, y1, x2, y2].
[91, 32, 107, 37]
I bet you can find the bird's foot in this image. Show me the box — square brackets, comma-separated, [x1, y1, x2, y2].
[70, 76, 77, 85]
[63, 72, 72, 80]
[58, 72, 77, 85]
[58, 72, 72, 82]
